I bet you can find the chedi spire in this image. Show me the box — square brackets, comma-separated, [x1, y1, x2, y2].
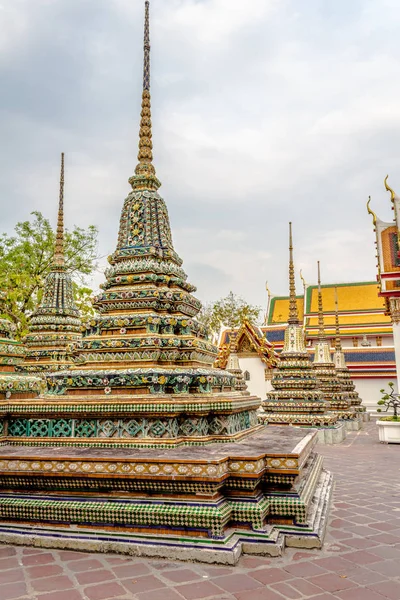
[129, 0, 161, 192]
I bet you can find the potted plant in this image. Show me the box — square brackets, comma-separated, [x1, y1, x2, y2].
[377, 382, 400, 444]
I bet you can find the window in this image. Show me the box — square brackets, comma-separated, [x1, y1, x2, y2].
[352, 337, 358, 347]
[244, 370, 251, 381]
[376, 336, 382, 347]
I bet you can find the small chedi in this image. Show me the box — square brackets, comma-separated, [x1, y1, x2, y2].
[21, 154, 82, 373]
[0, 1, 332, 564]
[0, 313, 43, 401]
[333, 287, 366, 417]
[313, 263, 360, 430]
[261, 224, 344, 443]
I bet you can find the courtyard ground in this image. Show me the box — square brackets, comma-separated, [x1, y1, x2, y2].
[0, 419, 399, 600]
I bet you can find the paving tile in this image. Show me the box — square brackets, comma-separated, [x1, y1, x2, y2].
[123, 574, 165, 594]
[0, 557, 20, 570]
[338, 537, 380, 550]
[334, 587, 387, 600]
[311, 557, 356, 574]
[369, 545, 400, 559]
[339, 550, 383, 565]
[162, 568, 202, 583]
[0, 581, 29, 600]
[252, 567, 293, 585]
[67, 558, 105, 572]
[0, 546, 17, 558]
[270, 581, 303, 598]
[287, 578, 326, 596]
[110, 561, 150, 578]
[307, 573, 357, 593]
[57, 550, 90, 562]
[175, 580, 224, 599]
[0, 568, 25, 584]
[36, 591, 84, 600]
[234, 589, 283, 600]
[137, 589, 186, 600]
[367, 559, 400, 577]
[84, 581, 128, 600]
[31, 575, 75, 593]
[285, 561, 327, 577]
[238, 556, 271, 568]
[213, 573, 261, 593]
[75, 568, 115, 585]
[346, 567, 387, 586]
[21, 552, 55, 567]
[27, 563, 64, 579]
[367, 581, 400, 600]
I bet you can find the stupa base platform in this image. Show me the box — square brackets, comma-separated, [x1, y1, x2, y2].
[0, 426, 332, 564]
[258, 412, 347, 445]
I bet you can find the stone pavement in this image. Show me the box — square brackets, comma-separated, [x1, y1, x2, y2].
[1, 419, 400, 600]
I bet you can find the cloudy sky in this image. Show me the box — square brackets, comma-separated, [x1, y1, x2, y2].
[1, 0, 399, 311]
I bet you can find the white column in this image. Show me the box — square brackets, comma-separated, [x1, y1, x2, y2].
[389, 298, 400, 390]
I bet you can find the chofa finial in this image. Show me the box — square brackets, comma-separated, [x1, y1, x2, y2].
[366, 196, 377, 227]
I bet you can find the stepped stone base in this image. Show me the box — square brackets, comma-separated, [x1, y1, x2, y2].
[0, 426, 332, 564]
[316, 423, 347, 445]
[343, 417, 362, 432]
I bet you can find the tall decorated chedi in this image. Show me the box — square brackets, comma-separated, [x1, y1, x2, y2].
[0, 2, 333, 563]
[22, 153, 82, 373]
[333, 287, 365, 415]
[313, 262, 357, 422]
[261, 224, 336, 428]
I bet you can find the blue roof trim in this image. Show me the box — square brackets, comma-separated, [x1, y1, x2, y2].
[265, 330, 285, 342]
[344, 351, 395, 362]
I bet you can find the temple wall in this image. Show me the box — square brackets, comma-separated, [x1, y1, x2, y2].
[237, 356, 268, 401]
[353, 378, 398, 414]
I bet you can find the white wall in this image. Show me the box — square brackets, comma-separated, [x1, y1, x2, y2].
[353, 378, 398, 414]
[237, 357, 268, 401]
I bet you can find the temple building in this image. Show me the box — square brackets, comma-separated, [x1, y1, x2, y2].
[260, 225, 344, 443]
[21, 153, 82, 373]
[368, 176, 400, 396]
[0, 1, 332, 563]
[220, 280, 395, 413]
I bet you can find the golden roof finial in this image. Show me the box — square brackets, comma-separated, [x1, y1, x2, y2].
[288, 222, 299, 324]
[334, 286, 342, 352]
[384, 175, 396, 203]
[366, 196, 377, 227]
[129, 1, 161, 191]
[317, 260, 325, 340]
[299, 269, 307, 291]
[53, 152, 65, 269]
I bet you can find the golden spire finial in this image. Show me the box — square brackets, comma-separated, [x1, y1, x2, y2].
[366, 196, 377, 227]
[53, 152, 65, 269]
[334, 286, 342, 352]
[317, 261, 325, 339]
[129, 1, 161, 191]
[384, 174, 396, 203]
[288, 222, 299, 324]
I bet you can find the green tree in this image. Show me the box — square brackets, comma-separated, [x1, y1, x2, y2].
[197, 292, 261, 341]
[0, 211, 99, 338]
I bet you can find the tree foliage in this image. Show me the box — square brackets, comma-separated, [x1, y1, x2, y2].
[0, 211, 99, 338]
[197, 292, 261, 342]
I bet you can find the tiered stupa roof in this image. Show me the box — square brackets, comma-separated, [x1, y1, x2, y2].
[262, 224, 335, 426]
[333, 287, 364, 413]
[313, 263, 354, 418]
[22, 154, 82, 372]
